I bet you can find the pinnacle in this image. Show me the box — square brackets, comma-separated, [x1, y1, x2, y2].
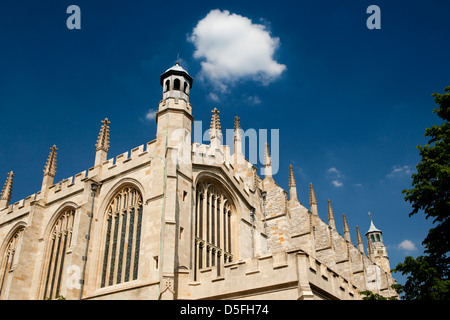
[327, 199, 334, 219]
[209, 108, 222, 144]
[327, 199, 336, 228]
[1, 171, 14, 204]
[43, 145, 58, 177]
[210, 108, 221, 131]
[288, 164, 296, 188]
[343, 213, 351, 242]
[264, 143, 272, 167]
[234, 116, 240, 131]
[356, 226, 363, 244]
[309, 183, 317, 205]
[96, 118, 111, 152]
[343, 213, 349, 230]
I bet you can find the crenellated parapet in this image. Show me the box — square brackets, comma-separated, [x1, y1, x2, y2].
[179, 241, 396, 300]
[261, 173, 397, 298]
[179, 249, 364, 300]
[0, 139, 156, 224]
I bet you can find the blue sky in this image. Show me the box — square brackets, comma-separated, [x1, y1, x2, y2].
[1, 0, 449, 287]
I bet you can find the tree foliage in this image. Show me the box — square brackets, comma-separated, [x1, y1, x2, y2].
[392, 256, 449, 300]
[393, 86, 450, 300]
[403, 86, 450, 260]
[360, 289, 398, 300]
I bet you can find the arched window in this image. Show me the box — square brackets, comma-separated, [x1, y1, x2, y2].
[174, 78, 181, 90]
[42, 209, 75, 300]
[194, 181, 233, 280]
[183, 82, 188, 93]
[100, 186, 143, 288]
[370, 234, 375, 242]
[165, 80, 170, 92]
[376, 234, 381, 242]
[0, 228, 24, 299]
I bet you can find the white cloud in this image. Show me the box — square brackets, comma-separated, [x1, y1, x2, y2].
[188, 9, 286, 91]
[331, 180, 343, 187]
[398, 239, 417, 252]
[245, 94, 262, 105]
[328, 167, 342, 178]
[328, 167, 343, 187]
[208, 92, 220, 102]
[386, 165, 413, 179]
[145, 109, 158, 121]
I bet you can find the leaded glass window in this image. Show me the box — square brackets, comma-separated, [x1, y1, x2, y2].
[0, 228, 24, 299]
[101, 186, 143, 288]
[42, 209, 75, 300]
[194, 181, 233, 281]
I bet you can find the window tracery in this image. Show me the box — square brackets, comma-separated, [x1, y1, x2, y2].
[42, 209, 75, 299]
[100, 186, 143, 288]
[0, 227, 24, 299]
[194, 181, 233, 280]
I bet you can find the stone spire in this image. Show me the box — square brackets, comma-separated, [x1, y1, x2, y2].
[343, 213, 351, 242]
[264, 143, 271, 166]
[234, 116, 240, 131]
[263, 143, 273, 179]
[0, 171, 14, 208]
[233, 116, 243, 157]
[356, 226, 364, 253]
[42, 145, 57, 189]
[288, 165, 296, 188]
[327, 199, 336, 229]
[95, 118, 111, 166]
[210, 108, 222, 149]
[309, 183, 318, 217]
[44, 145, 58, 177]
[288, 165, 298, 202]
[96, 118, 111, 152]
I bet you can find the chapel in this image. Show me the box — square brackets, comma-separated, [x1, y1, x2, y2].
[0, 63, 398, 300]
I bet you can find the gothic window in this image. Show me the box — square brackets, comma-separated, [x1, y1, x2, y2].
[100, 186, 143, 288]
[174, 78, 181, 90]
[165, 80, 170, 92]
[194, 181, 233, 281]
[370, 234, 375, 242]
[376, 234, 381, 242]
[42, 209, 75, 300]
[0, 227, 24, 299]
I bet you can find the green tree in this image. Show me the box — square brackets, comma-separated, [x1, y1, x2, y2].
[360, 289, 399, 300]
[393, 86, 450, 300]
[393, 256, 449, 300]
